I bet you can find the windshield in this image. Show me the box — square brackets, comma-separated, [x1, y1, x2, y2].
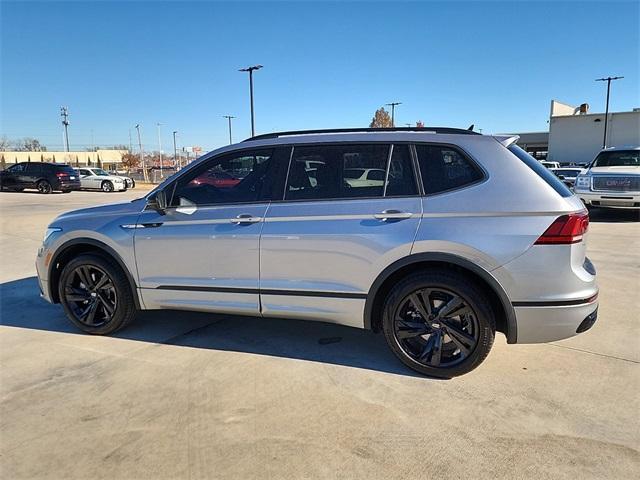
[344, 169, 365, 179]
[91, 168, 110, 176]
[592, 150, 640, 167]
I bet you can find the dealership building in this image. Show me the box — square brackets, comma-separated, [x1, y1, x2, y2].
[0, 149, 126, 170]
[509, 100, 640, 165]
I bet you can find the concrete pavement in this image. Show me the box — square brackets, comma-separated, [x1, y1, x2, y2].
[1, 190, 638, 479]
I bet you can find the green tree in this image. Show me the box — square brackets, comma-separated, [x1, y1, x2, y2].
[369, 107, 393, 128]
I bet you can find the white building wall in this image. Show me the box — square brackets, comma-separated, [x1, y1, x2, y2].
[547, 111, 640, 164]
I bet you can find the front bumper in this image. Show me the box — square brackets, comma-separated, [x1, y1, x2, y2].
[513, 297, 599, 343]
[576, 190, 640, 209]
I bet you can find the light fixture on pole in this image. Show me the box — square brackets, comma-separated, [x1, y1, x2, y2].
[239, 65, 263, 137]
[595, 76, 623, 149]
[385, 102, 402, 127]
[223, 115, 236, 144]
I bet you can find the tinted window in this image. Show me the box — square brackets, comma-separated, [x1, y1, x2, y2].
[508, 144, 572, 198]
[592, 150, 639, 167]
[416, 145, 483, 195]
[25, 163, 42, 175]
[386, 145, 418, 196]
[169, 149, 275, 206]
[7, 164, 25, 173]
[54, 165, 77, 175]
[285, 144, 389, 201]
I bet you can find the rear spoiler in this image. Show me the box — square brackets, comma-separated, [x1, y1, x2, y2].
[493, 135, 519, 148]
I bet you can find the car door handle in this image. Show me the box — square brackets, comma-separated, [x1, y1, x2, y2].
[373, 209, 413, 221]
[231, 214, 262, 224]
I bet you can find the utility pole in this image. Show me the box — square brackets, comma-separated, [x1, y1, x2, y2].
[223, 115, 236, 144]
[128, 129, 133, 152]
[172, 131, 178, 169]
[239, 65, 262, 137]
[157, 123, 163, 178]
[385, 102, 402, 127]
[135, 124, 147, 182]
[595, 76, 624, 148]
[60, 106, 70, 152]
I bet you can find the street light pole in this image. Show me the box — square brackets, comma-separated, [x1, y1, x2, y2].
[172, 131, 178, 169]
[595, 76, 623, 149]
[157, 123, 163, 178]
[223, 115, 236, 144]
[60, 106, 70, 152]
[385, 102, 402, 127]
[239, 65, 262, 137]
[135, 124, 146, 182]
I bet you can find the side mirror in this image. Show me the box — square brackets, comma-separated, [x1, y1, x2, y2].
[147, 190, 167, 215]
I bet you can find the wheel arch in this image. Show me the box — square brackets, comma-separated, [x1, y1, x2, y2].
[48, 238, 140, 309]
[364, 252, 517, 343]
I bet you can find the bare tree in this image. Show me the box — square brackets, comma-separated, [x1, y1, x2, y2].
[416, 120, 425, 128]
[0, 136, 10, 151]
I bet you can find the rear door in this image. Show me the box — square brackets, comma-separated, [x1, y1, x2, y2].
[24, 163, 42, 187]
[260, 143, 422, 327]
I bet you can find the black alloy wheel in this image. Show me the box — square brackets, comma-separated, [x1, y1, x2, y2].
[63, 264, 117, 328]
[58, 254, 137, 334]
[382, 271, 495, 378]
[102, 181, 114, 192]
[37, 180, 52, 194]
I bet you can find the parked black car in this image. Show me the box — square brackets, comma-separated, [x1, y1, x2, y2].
[0, 162, 81, 193]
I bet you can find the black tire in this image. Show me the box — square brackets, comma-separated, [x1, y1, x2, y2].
[58, 254, 137, 335]
[61, 190, 71, 193]
[101, 181, 114, 192]
[37, 180, 52, 194]
[382, 270, 495, 378]
[130, 179, 135, 188]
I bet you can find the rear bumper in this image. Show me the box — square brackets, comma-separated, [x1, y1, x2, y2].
[57, 181, 81, 191]
[576, 190, 640, 209]
[513, 296, 598, 343]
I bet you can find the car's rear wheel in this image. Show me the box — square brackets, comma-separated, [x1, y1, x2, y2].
[37, 180, 52, 194]
[382, 270, 495, 378]
[61, 190, 71, 193]
[58, 254, 136, 334]
[101, 181, 114, 192]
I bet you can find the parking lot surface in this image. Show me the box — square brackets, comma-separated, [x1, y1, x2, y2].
[1, 190, 638, 479]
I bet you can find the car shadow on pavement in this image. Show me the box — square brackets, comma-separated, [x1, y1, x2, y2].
[588, 207, 640, 223]
[0, 276, 424, 378]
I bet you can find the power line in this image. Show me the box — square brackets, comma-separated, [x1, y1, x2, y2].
[385, 102, 402, 127]
[595, 76, 624, 148]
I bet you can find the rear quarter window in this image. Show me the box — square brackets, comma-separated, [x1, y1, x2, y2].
[508, 144, 573, 198]
[415, 144, 484, 195]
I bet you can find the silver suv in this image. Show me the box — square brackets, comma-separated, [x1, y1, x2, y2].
[36, 128, 598, 377]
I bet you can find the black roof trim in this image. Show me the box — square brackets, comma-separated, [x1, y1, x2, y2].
[244, 127, 481, 142]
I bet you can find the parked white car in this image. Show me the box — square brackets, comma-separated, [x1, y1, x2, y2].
[75, 168, 128, 192]
[540, 160, 561, 169]
[574, 147, 640, 209]
[344, 168, 386, 187]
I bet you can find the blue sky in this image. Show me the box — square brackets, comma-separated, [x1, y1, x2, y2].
[1, 1, 638, 152]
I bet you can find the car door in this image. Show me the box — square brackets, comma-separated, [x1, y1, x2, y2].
[134, 147, 288, 316]
[24, 163, 42, 187]
[260, 143, 422, 328]
[1, 163, 24, 188]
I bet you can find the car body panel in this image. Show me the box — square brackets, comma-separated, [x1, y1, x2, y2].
[76, 168, 127, 191]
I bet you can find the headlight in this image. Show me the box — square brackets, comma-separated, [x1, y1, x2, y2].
[575, 175, 591, 189]
[43, 227, 62, 243]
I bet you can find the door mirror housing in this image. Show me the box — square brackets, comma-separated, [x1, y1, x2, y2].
[147, 189, 167, 215]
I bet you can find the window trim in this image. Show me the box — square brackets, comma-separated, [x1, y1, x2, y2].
[413, 142, 488, 197]
[279, 142, 421, 204]
[163, 146, 279, 209]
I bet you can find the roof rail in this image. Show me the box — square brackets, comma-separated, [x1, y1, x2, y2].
[244, 127, 481, 142]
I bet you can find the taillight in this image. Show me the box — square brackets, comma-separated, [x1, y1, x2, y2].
[56, 172, 68, 178]
[535, 211, 589, 245]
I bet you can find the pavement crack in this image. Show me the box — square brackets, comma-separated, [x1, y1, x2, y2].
[549, 343, 640, 364]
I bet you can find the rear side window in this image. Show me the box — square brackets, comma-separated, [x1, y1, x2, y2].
[415, 145, 484, 195]
[508, 144, 572, 198]
[54, 165, 77, 175]
[285, 144, 389, 201]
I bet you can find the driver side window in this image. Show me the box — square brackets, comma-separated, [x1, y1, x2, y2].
[169, 149, 275, 207]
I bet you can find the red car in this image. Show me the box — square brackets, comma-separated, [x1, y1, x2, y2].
[189, 170, 241, 188]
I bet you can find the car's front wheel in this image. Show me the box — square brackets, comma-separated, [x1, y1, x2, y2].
[58, 254, 136, 334]
[101, 181, 114, 192]
[382, 270, 495, 378]
[37, 180, 52, 194]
